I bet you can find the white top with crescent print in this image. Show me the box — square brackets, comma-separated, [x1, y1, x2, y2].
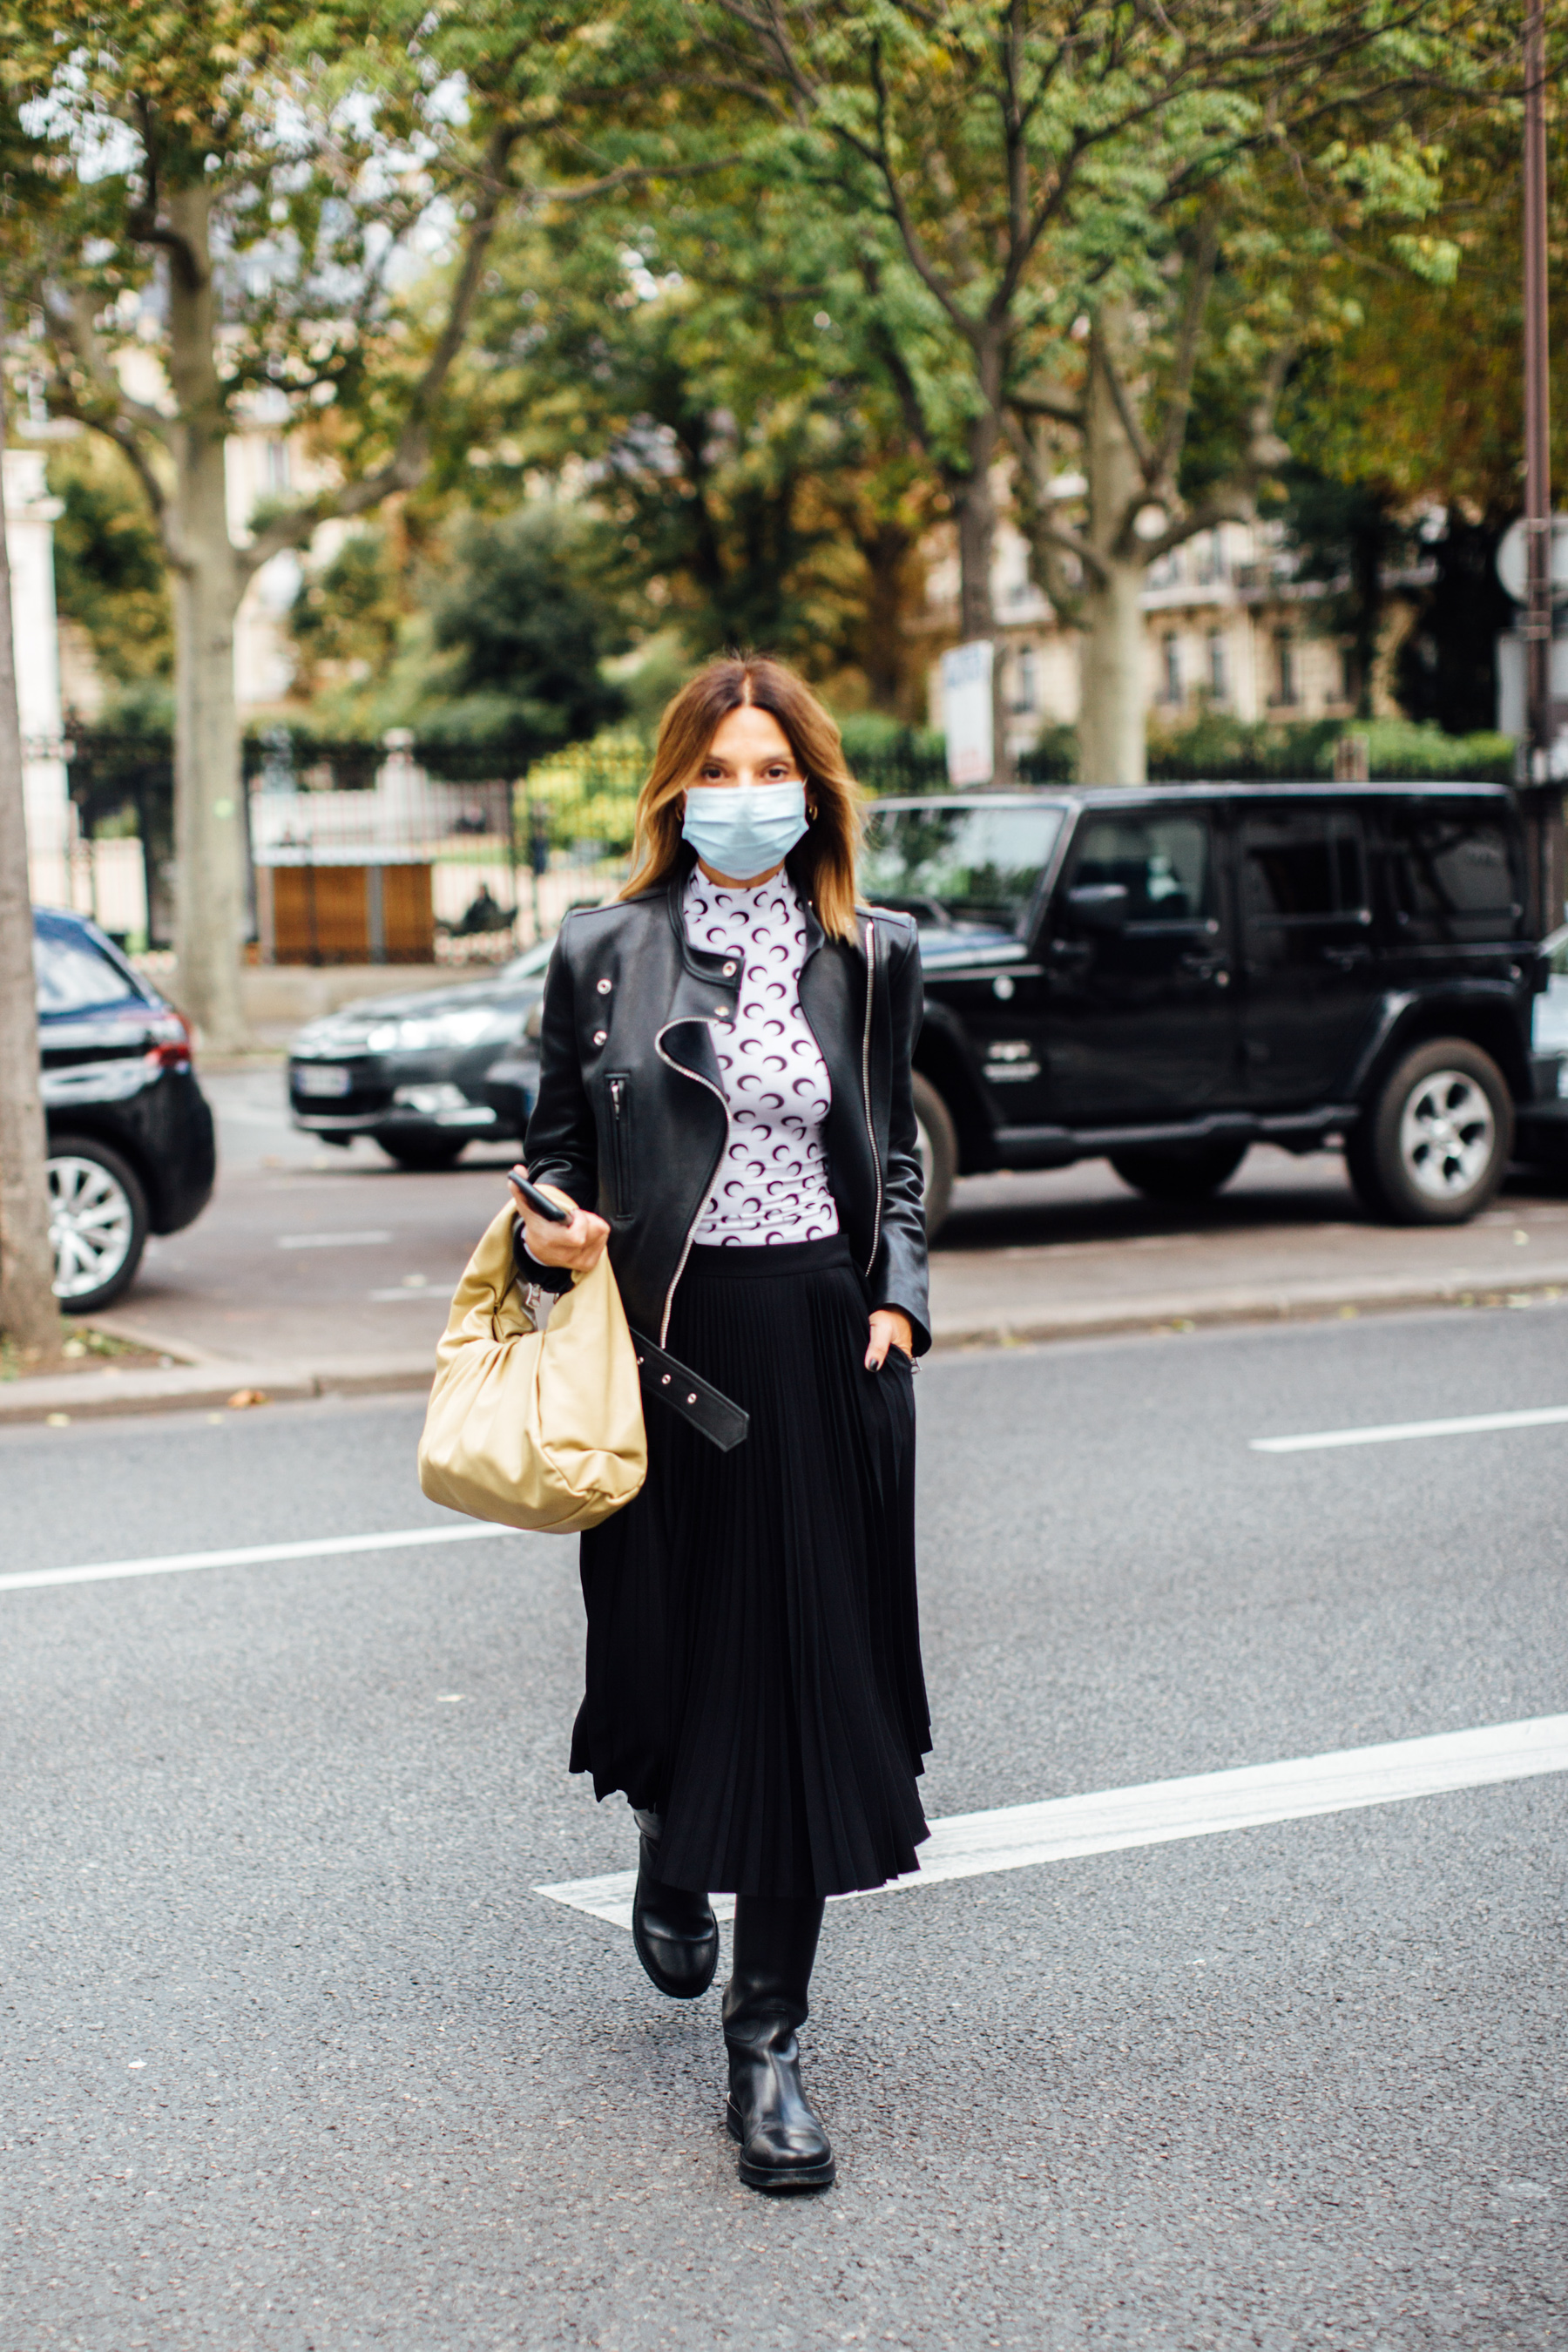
[682, 865, 840, 1247]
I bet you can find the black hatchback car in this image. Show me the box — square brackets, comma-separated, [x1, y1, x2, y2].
[36, 908, 216, 1312]
[287, 937, 554, 1166]
[859, 784, 1567, 1233]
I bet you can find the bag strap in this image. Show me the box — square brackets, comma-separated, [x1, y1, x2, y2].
[629, 1330, 750, 1452]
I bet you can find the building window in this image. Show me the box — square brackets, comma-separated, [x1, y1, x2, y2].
[1271, 628, 1299, 708]
[1159, 632, 1182, 706]
[265, 437, 291, 494]
[1193, 531, 1226, 586]
[1339, 645, 1358, 706]
[1010, 644, 1037, 713]
[1206, 628, 1227, 702]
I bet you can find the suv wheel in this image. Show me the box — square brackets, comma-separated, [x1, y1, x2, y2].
[1109, 1140, 1248, 1203]
[48, 1137, 149, 1314]
[911, 1072, 957, 1238]
[1348, 1039, 1512, 1225]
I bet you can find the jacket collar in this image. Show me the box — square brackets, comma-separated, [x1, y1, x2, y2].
[663, 842, 836, 970]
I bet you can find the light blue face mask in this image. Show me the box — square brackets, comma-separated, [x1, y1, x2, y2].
[681, 781, 809, 882]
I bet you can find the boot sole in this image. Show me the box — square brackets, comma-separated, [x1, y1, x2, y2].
[727, 2099, 836, 2192]
[632, 1913, 719, 2001]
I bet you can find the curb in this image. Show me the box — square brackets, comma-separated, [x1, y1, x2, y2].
[0, 1354, 435, 1426]
[928, 1267, 1568, 1352]
[7, 1268, 1568, 1423]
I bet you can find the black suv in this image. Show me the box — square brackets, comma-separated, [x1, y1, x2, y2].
[36, 908, 217, 1311]
[861, 785, 1567, 1233]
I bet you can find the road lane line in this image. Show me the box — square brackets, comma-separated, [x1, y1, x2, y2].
[0, 1523, 523, 1593]
[277, 1230, 395, 1249]
[536, 1713, 1568, 1930]
[1252, 1405, 1568, 1454]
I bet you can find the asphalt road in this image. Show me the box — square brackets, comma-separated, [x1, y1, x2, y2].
[94, 1068, 1568, 1365]
[4, 1301, 1565, 2348]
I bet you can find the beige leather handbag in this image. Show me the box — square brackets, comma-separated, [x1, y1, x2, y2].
[417, 1201, 646, 1534]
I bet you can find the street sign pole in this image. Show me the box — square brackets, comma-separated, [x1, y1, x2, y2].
[1522, 0, 1565, 935]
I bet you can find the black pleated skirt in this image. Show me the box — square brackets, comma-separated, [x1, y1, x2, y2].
[570, 1234, 931, 1899]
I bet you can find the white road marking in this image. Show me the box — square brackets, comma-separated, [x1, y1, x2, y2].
[536, 1713, 1568, 1930]
[1253, 1404, 1568, 1454]
[0, 1523, 524, 1593]
[276, 1230, 395, 1249]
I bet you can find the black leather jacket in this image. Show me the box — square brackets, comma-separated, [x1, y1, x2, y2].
[521, 848, 931, 1353]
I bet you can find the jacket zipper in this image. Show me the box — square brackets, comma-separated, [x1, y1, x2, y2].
[653, 1019, 730, 1347]
[608, 1073, 632, 1217]
[862, 914, 882, 1274]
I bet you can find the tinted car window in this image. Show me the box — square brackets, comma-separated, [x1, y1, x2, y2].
[1386, 814, 1520, 941]
[1241, 813, 1367, 923]
[35, 927, 143, 1016]
[860, 802, 1065, 929]
[1068, 814, 1211, 923]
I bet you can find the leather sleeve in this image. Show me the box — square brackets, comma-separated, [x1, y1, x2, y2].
[867, 918, 932, 1355]
[521, 924, 599, 1208]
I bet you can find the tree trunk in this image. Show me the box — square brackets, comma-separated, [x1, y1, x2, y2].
[1078, 557, 1147, 784]
[949, 389, 1011, 784]
[166, 184, 249, 1051]
[1077, 314, 1148, 786]
[0, 382, 63, 1361]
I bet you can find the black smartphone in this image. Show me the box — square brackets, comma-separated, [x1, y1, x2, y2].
[509, 1168, 573, 1225]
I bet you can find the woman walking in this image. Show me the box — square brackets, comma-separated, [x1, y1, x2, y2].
[512, 654, 930, 2193]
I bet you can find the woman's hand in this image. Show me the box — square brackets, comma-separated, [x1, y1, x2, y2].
[865, 1308, 914, 1371]
[508, 1173, 611, 1274]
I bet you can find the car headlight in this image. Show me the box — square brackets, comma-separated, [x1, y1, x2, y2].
[365, 1008, 517, 1052]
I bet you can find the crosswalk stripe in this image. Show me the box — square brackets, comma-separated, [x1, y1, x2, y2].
[1252, 1404, 1568, 1453]
[0, 1522, 523, 1592]
[536, 1713, 1568, 1930]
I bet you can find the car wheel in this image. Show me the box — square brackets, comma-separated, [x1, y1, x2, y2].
[911, 1072, 958, 1237]
[1109, 1140, 1248, 1202]
[1348, 1038, 1512, 1225]
[47, 1137, 149, 1314]
[379, 1133, 468, 1171]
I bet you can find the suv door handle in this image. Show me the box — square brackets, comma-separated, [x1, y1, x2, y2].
[1046, 938, 1092, 970]
[1321, 944, 1372, 970]
[1179, 950, 1232, 985]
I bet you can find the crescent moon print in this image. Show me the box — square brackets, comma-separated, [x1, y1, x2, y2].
[681, 866, 840, 1248]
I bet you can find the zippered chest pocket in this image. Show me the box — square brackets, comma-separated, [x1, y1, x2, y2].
[605, 1072, 635, 1219]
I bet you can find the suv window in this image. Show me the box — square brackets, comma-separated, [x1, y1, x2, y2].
[35, 927, 142, 1017]
[860, 801, 1066, 929]
[1241, 811, 1368, 926]
[1068, 814, 1211, 923]
[1384, 812, 1520, 942]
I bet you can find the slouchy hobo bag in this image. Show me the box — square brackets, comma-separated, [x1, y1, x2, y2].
[417, 1202, 646, 1534]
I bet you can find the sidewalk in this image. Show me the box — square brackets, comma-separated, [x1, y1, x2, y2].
[6, 1145, 1566, 1425]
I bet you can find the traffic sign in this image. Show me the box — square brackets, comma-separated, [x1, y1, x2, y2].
[1496, 514, 1568, 603]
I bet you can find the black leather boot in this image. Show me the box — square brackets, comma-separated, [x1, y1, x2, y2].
[723, 1894, 835, 2193]
[630, 1810, 719, 1999]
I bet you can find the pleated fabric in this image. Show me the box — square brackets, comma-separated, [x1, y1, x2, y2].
[570, 1234, 931, 1898]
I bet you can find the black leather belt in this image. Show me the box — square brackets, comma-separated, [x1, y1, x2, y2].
[630, 1329, 749, 1452]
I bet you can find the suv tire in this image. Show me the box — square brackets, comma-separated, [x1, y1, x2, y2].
[380, 1132, 468, 1171]
[1348, 1038, 1512, 1225]
[1109, 1139, 1248, 1203]
[911, 1072, 957, 1238]
[47, 1135, 150, 1314]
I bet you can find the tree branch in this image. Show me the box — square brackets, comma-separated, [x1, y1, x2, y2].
[125, 97, 206, 294]
[238, 124, 522, 577]
[1147, 212, 1220, 492]
[1008, 381, 1084, 429]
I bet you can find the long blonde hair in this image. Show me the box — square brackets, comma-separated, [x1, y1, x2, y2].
[621, 655, 864, 941]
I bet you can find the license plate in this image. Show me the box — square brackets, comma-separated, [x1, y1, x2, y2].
[295, 1064, 353, 1098]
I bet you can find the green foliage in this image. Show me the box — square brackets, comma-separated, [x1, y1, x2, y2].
[46, 442, 172, 687]
[1147, 711, 1515, 786]
[422, 506, 626, 759]
[287, 529, 404, 696]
